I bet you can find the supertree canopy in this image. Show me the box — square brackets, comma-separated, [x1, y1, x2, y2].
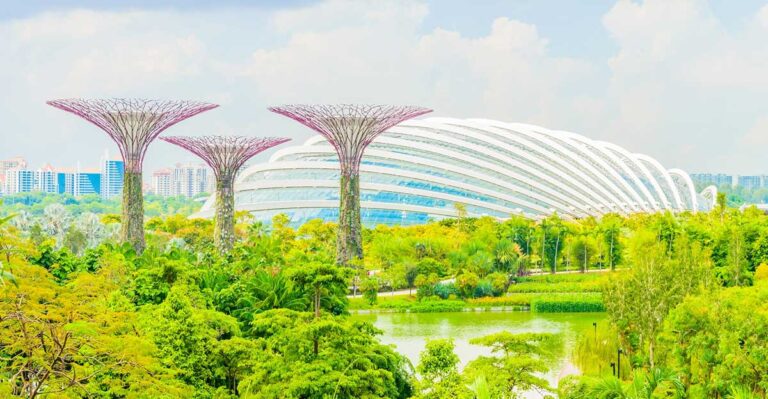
[47, 98, 218, 253]
[160, 135, 290, 253]
[268, 104, 432, 265]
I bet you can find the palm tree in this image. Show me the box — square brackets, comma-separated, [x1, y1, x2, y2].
[10, 210, 31, 233]
[0, 213, 16, 228]
[76, 212, 105, 248]
[236, 270, 307, 327]
[466, 375, 491, 399]
[727, 385, 760, 399]
[586, 369, 684, 399]
[42, 204, 71, 246]
[494, 239, 520, 274]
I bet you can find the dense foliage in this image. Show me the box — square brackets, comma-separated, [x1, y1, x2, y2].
[0, 192, 204, 218]
[3, 194, 768, 397]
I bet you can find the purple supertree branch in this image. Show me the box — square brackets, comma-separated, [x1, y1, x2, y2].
[47, 98, 219, 172]
[159, 135, 291, 181]
[268, 104, 432, 175]
[160, 135, 290, 254]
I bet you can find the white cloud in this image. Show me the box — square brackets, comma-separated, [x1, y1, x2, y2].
[2, 0, 768, 175]
[599, 0, 768, 173]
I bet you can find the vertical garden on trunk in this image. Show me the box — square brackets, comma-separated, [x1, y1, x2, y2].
[268, 104, 432, 265]
[46, 98, 218, 254]
[160, 135, 290, 254]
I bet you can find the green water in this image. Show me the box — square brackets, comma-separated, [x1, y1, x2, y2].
[352, 311, 604, 398]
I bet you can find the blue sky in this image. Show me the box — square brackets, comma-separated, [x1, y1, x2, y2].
[2, 0, 768, 175]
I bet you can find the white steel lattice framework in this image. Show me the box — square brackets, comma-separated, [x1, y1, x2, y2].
[194, 118, 716, 225]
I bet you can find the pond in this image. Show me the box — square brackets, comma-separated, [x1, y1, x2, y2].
[351, 311, 604, 398]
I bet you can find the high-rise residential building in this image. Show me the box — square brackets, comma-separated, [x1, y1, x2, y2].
[0, 157, 28, 194]
[4, 169, 35, 194]
[55, 166, 101, 197]
[3, 165, 58, 195]
[57, 171, 75, 195]
[35, 164, 57, 193]
[737, 175, 767, 190]
[101, 154, 124, 199]
[74, 168, 101, 197]
[0, 157, 27, 171]
[0, 152, 125, 198]
[152, 168, 172, 197]
[690, 173, 733, 188]
[172, 163, 210, 198]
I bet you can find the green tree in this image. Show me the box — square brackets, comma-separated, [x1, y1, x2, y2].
[570, 236, 597, 273]
[455, 271, 479, 299]
[603, 231, 713, 368]
[362, 277, 379, 305]
[465, 332, 560, 398]
[287, 262, 350, 319]
[599, 214, 623, 270]
[243, 309, 413, 399]
[415, 339, 468, 399]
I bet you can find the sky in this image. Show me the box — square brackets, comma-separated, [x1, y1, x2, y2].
[1, 0, 768, 175]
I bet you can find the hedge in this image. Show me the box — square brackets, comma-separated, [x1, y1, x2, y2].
[530, 293, 605, 313]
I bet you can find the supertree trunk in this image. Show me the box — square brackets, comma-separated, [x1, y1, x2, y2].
[122, 168, 145, 253]
[268, 104, 432, 266]
[338, 172, 363, 264]
[46, 98, 219, 254]
[214, 177, 235, 254]
[160, 136, 291, 255]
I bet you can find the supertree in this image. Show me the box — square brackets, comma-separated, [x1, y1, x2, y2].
[160, 135, 291, 253]
[268, 104, 432, 265]
[47, 98, 218, 253]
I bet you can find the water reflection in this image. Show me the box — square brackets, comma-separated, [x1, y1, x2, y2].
[352, 311, 603, 398]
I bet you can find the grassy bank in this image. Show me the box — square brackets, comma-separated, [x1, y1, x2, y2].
[351, 271, 613, 313]
[350, 292, 604, 313]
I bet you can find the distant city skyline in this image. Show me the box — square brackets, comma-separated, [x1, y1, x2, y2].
[0, 152, 216, 198]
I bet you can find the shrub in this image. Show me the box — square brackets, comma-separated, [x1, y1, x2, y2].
[515, 272, 608, 284]
[507, 282, 603, 294]
[487, 272, 509, 296]
[531, 293, 604, 313]
[473, 280, 494, 298]
[409, 300, 466, 313]
[434, 282, 459, 299]
[361, 278, 379, 306]
[417, 284, 435, 301]
[456, 272, 480, 298]
[756, 263, 768, 282]
[417, 258, 448, 277]
[466, 295, 532, 308]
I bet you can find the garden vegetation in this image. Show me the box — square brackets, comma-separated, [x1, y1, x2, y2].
[0, 192, 767, 398]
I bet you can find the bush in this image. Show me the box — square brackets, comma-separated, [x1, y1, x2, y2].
[362, 278, 379, 305]
[473, 280, 494, 298]
[515, 272, 608, 284]
[417, 284, 435, 301]
[409, 300, 466, 313]
[487, 272, 509, 296]
[456, 272, 479, 298]
[507, 282, 603, 293]
[417, 258, 448, 277]
[756, 263, 768, 282]
[507, 272, 610, 293]
[531, 293, 604, 313]
[466, 295, 532, 308]
[434, 282, 459, 299]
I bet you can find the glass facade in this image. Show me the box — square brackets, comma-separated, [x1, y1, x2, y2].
[195, 118, 715, 226]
